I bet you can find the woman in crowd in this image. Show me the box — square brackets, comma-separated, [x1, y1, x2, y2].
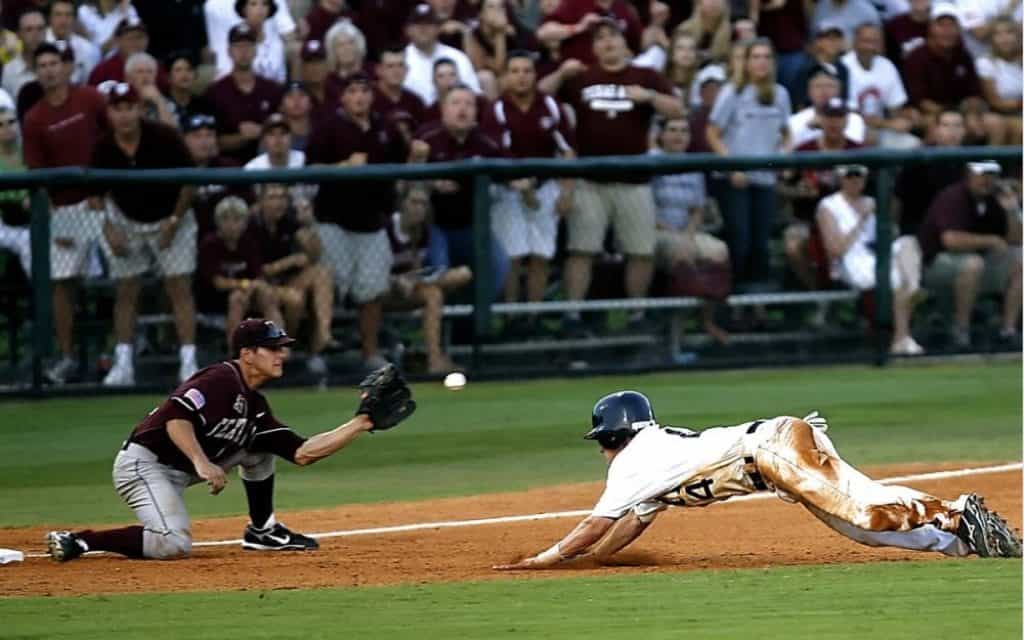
[674, 0, 731, 64]
[232, 0, 290, 83]
[465, 0, 537, 78]
[663, 32, 701, 108]
[324, 20, 369, 103]
[165, 52, 216, 130]
[976, 17, 1022, 146]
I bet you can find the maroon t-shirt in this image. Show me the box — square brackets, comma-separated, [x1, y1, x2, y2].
[372, 86, 426, 142]
[91, 120, 195, 223]
[414, 122, 502, 229]
[306, 109, 407, 232]
[87, 53, 170, 92]
[304, 4, 356, 43]
[757, 0, 807, 54]
[560, 64, 672, 182]
[195, 230, 263, 312]
[543, 0, 644, 64]
[884, 15, 928, 68]
[203, 74, 285, 163]
[129, 360, 306, 473]
[902, 43, 980, 109]
[22, 85, 107, 206]
[355, 0, 415, 57]
[484, 92, 575, 158]
[917, 181, 1010, 264]
[249, 212, 303, 282]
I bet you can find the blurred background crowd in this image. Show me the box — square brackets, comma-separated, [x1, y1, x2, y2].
[0, 0, 1019, 388]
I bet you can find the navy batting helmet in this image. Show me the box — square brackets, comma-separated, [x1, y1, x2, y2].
[584, 390, 657, 450]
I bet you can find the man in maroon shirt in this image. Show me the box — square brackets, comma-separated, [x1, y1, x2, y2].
[203, 23, 285, 163]
[537, 0, 644, 65]
[539, 18, 682, 328]
[91, 83, 198, 387]
[485, 50, 575, 307]
[182, 113, 246, 241]
[918, 161, 1022, 349]
[885, 0, 930, 68]
[86, 17, 169, 91]
[307, 72, 407, 369]
[45, 319, 411, 562]
[298, 39, 331, 119]
[373, 44, 427, 144]
[22, 41, 108, 385]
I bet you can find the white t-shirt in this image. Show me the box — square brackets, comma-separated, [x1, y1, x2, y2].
[0, 87, 14, 111]
[77, 3, 139, 53]
[976, 56, 1023, 101]
[205, 0, 296, 81]
[840, 50, 907, 118]
[590, 421, 772, 520]
[402, 42, 481, 105]
[244, 149, 317, 202]
[958, 0, 1023, 58]
[788, 106, 867, 149]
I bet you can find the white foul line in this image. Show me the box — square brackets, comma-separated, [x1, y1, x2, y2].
[21, 462, 1022, 558]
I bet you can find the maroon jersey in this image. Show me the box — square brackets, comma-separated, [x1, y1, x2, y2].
[372, 86, 426, 142]
[88, 53, 170, 92]
[485, 92, 574, 159]
[757, 0, 807, 54]
[196, 230, 263, 311]
[918, 181, 1009, 264]
[22, 86, 107, 206]
[414, 122, 502, 229]
[203, 74, 285, 162]
[884, 14, 928, 67]
[543, 0, 643, 64]
[306, 110, 407, 232]
[902, 43, 980, 109]
[129, 360, 306, 473]
[561, 65, 671, 157]
[91, 120, 195, 223]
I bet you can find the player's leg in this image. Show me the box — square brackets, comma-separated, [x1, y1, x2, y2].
[231, 452, 318, 551]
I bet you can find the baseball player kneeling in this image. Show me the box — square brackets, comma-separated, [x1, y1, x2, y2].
[496, 391, 1021, 570]
[46, 319, 415, 562]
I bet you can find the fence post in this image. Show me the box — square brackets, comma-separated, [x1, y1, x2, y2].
[873, 167, 893, 366]
[471, 173, 493, 370]
[29, 189, 52, 389]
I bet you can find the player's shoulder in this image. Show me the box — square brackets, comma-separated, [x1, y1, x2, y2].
[178, 361, 246, 396]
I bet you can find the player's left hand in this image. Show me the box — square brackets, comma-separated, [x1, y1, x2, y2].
[356, 364, 416, 431]
[493, 557, 539, 570]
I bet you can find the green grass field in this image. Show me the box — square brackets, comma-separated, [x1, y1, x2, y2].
[1, 362, 1021, 638]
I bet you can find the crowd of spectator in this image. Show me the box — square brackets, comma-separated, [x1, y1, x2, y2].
[0, 0, 1018, 386]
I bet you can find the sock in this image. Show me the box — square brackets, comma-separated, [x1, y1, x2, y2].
[179, 344, 196, 363]
[114, 343, 133, 367]
[77, 526, 144, 558]
[243, 475, 275, 529]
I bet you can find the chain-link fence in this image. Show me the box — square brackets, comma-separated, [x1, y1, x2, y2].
[0, 147, 1019, 393]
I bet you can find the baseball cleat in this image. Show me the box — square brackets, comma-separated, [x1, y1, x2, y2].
[986, 511, 1023, 558]
[46, 531, 86, 562]
[955, 494, 996, 557]
[242, 522, 319, 551]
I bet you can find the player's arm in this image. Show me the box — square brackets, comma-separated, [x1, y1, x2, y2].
[493, 515, 617, 570]
[166, 419, 226, 495]
[588, 511, 655, 560]
[291, 415, 374, 466]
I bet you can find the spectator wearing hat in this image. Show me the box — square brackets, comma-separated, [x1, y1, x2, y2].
[788, 75, 866, 148]
[182, 113, 246, 241]
[124, 51, 178, 127]
[298, 39, 331, 115]
[754, 0, 811, 94]
[166, 51, 217, 131]
[540, 18, 682, 328]
[279, 81, 314, 150]
[372, 44, 427, 145]
[77, 0, 140, 56]
[792, 21, 850, 109]
[2, 8, 46, 100]
[402, 3, 481, 106]
[14, 38, 73, 120]
[218, 0, 291, 85]
[537, 0, 644, 66]
[204, 23, 285, 163]
[307, 71, 408, 370]
[245, 112, 316, 207]
[892, 108, 966, 237]
[87, 17, 170, 91]
[918, 161, 1022, 349]
[841, 22, 919, 149]
[204, 0, 297, 83]
[302, 0, 357, 44]
[687, 64, 726, 152]
[884, 0, 929, 69]
[22, 41, 108, 386]
[811, 0, 881, 45]
[674, 0, 732, 65]
[817, 164, 926, 355]
[90, 82, 199, 386]
[45, 0, 100, 85]
[323, 19, 375, 105]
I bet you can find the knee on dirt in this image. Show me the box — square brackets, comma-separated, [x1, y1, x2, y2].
[148, 529, 192, 559]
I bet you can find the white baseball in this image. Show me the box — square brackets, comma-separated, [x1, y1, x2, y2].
[443, 372, 467, 390]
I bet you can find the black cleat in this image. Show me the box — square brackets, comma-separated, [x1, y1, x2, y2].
[242, 522, 319, 551]
[956, 494, 996, 557]
[46, 530, 86, 562]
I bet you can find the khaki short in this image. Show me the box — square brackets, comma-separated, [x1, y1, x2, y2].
[568, 181, 656, 256]
[654, 230, 729, 270]
[50, 201, 104, 280]
[318, 224, 392, 304]
[923, 248, 1022, 295]
[100, 201, 197, 279]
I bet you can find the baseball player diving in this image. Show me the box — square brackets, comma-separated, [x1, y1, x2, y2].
[46, 318, 416, 562]
[496, 391, 1021, 570]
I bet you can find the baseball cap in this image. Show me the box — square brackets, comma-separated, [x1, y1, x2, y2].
[407, 3, 440, 24]
[183, 113, 217, 133]
[35, 40, 74, 62]
[967, 160, 1001, 175]
[821, 96, 848, 117]
[814, 21, 843, 38]
[836, 164, 868, 177]
[301, 39, 326, 61]
[931, 2, 960, 22]
[262, 112, 290, 134]
[695, 64, 727, 87]
[232, 319, 297, 354]
[284, 80, 310, 95]
[592, 15, 624, 36]
[115, 17, 147, 37]
[338, 70, 372, 92]
[228, 23, 258, 44]
[105, 82, 140, 106]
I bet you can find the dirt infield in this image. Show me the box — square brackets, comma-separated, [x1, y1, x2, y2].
[1, 463, 1020, 597]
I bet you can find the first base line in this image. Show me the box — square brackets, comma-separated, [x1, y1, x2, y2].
[23, 462, 1022, 559]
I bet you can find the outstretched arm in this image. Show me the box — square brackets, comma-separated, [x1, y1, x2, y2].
[588, 512, 654, 560]
[293, 415, 374, 466]
[494, 515, 619, 570]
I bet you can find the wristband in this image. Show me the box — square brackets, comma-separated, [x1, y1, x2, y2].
[535, 542, 568, 564]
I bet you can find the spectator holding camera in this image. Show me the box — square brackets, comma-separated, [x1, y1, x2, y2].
[91, 83, 198, 386]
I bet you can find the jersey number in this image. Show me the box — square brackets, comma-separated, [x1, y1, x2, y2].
[683, 478, 715, 501]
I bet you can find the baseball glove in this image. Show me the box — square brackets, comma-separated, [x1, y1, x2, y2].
[356, 364, 416, 431]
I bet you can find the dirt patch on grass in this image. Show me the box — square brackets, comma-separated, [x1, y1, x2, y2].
[1, 463, 1019, 597]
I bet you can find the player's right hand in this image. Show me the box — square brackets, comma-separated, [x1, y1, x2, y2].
[195, 460, 227, 495]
